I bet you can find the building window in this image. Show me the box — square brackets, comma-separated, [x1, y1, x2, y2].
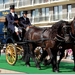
[58, 6, 62, 19]
[67, 4, 72, 19]
[0, 0, 4, 4]
[42, 8, 45, 16]
[31, 9, 39, 22]
[40, 7, 49, 21]
[35, 9, 39, 17]
[20, 11, 23, 17]
[31, 8, 50, 22]
[54, 6, 58, 20]
[67, 5, 72, 13]
[41, 8, 45, 21]
[54, 5, 62, 20]
[46, 8, 49, 16]
[31, 8, 49, 23]
[31, 10, 35, 23]
[4, 0, 9, 3]
[44, 0, 49, 2]
[31, 10, 35, 17]
[34, 0, 39, 4]
[45, 8, 49, 21]
[13, 0, 17, 2]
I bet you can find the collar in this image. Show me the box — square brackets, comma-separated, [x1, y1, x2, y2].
[23, 16, 26, 20]
[10, 12, 15, 17]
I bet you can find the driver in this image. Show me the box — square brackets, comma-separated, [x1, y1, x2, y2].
[6, 4, 22, 41]
[19, 11, 31, 40]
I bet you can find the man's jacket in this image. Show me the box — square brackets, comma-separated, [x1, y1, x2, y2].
[19, 17, 31, 27]
[6, 13, 18, 33]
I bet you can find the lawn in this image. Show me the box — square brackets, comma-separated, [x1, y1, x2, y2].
[0, 54, 75, 74]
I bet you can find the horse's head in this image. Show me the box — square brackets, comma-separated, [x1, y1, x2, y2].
[62, 22, 71, 35]
[52, 20, 71, 42]
[59, 21, 71, 42]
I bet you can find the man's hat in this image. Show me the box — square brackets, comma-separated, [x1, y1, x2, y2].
[22, 11, 28, 14]
[10, 4, 15, 9]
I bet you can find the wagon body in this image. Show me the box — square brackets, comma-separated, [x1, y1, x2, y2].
[0, 16, 25, 65]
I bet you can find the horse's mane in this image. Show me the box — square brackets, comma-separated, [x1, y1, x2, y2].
[52, 20, 69, 29]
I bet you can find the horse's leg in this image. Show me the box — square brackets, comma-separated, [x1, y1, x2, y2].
[43, 47, 53, 66]
[30, 44, 41, 69]
[24, 43, 31, 67]
[57, 47, 65, 72]
[40, 49, 49, 66]
[51, 52, 58, 72]
[51, 46, 65, 72]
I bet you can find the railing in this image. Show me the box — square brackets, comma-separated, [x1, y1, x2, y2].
[4, 2, 15, 9]
[34, 0, 49, 4]
[50, 0, 67, 2]
[0, 0, 70, 10]
[30, 16, 49, 24]
[30, 12, 75, 24]
[18, 0, 32, 7]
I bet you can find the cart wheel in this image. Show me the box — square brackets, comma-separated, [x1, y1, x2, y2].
[16, 45, 24, 60]
[5, 44, 17, 65]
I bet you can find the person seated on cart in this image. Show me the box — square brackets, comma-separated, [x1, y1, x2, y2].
[6, 4, 22, 41]
[19, 11, 31, 40]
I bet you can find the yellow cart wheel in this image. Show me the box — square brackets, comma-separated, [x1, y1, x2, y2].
[16, 45, 24, 60]
[5, 44, 17, 65]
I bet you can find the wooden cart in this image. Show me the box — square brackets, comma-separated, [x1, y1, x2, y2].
[0, 17, 24, 65]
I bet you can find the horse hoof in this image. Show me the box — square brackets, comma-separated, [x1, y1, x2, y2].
[37, 66, 41, 70]
[26, 63, 30, 67]
[43, 59, 51, 66]
[73, 68, 75, 71]
[43, 62, 47, 66]
[26, 64, 30, 67]
[53, 70, 59, 73]
[55, 71, 59, 73]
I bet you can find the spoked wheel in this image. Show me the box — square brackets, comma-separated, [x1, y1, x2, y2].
[16, 45, 24, 60]
[5, 44, 17, 65]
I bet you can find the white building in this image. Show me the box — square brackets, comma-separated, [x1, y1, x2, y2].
[0, 0, 75, 27]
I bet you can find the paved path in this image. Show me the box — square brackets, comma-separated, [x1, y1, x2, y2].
[0, 69, 25, 74]
[62, 58, 73, 63]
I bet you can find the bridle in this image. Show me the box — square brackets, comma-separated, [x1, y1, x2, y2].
[56, 23, 71, 43]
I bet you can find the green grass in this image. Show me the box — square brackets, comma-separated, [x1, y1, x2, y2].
[0, 55, 75, 74]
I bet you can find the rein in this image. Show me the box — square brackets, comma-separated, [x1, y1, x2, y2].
[70, 32, 75, 40]
[41, 28, 48, 39]
[54, 34, 65, 42]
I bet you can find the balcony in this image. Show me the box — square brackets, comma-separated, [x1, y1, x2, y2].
[30, 12, 75, 25]
[34, 0, 50, 4]
[18, 0, 32, 7]
[0, 0, 74, 11]
[16, 0, 75, 11]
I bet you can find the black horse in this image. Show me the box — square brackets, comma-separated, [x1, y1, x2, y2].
[55, 17, 75, 72]
[23, 20, 71, 72]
